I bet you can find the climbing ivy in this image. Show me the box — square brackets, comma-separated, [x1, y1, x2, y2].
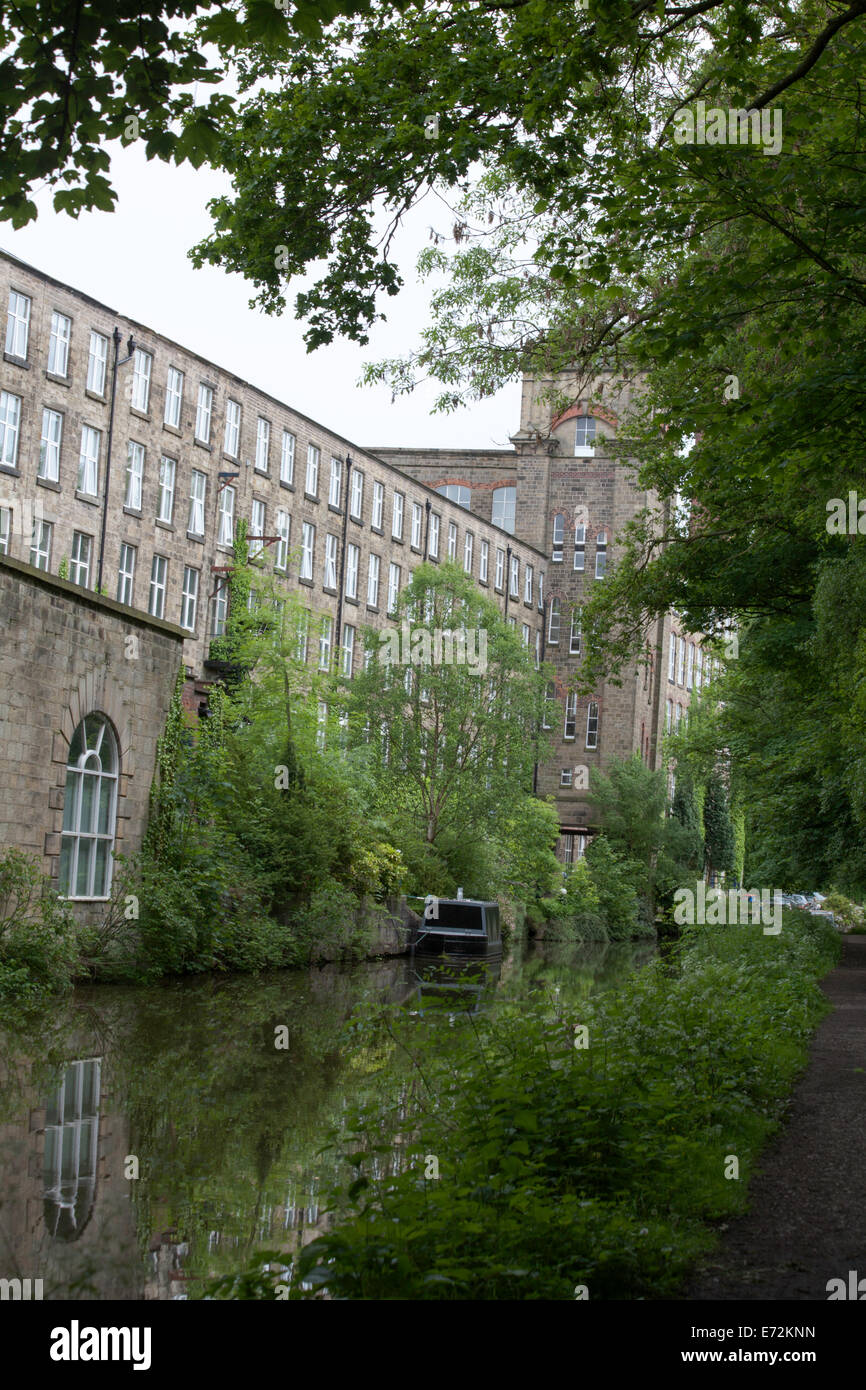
[144, 666, 189, 865]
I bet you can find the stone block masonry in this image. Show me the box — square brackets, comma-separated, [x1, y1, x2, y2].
[0, 553, 185, 921]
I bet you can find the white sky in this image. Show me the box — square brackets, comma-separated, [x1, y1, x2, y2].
[1, 141, 520, 450]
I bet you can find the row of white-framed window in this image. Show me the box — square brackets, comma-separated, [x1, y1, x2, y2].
[542, 685, 599, 747]
[668, 633, 719, 691]
[551, 516, 608, 576]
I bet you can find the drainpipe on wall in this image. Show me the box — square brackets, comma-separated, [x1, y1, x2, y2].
[334, 455, 352, 663]
[423, 498, 431, 560]
[96, 329, 135, 594]
[504, 544, 512, 621]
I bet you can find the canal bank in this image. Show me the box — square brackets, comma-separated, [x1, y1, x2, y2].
[0, 938, 650, 1299]
[686, 933, 866, 1300]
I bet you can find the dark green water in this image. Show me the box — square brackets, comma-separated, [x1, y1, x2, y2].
[0, 939, 654, 1299]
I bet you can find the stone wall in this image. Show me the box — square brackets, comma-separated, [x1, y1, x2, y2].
[0, 553, 184, 918]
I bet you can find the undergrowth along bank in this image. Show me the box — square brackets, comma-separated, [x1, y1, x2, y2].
[201, 913, 840, 1300]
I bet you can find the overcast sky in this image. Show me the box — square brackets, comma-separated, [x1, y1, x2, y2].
[1, 142, 520, 451]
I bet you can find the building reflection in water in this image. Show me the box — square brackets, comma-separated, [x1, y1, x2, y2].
[42, 1058, 101, 1242]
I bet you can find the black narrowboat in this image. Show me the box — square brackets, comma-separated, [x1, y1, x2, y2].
[411, 895, 502, 957]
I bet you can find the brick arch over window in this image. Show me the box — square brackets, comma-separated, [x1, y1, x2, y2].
[551, 403, 619, 430]
[46, 669, 135, 886]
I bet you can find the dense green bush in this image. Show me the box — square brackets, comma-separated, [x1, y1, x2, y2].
[823, 891, 862, 932]
[0, 849, 78, 998]
[210, 913, 836, 1301]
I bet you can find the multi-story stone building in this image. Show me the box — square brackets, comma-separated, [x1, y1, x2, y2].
[377, 373, 714, 863]
[0, 249, 708, 879]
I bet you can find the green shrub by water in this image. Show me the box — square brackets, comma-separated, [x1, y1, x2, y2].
[0, 849, 78, 998]
[203, 913, 839, 1300]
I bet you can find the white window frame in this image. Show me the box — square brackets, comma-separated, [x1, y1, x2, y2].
[0, 390, 21, 468]
[548, 595, 561, 644]
[341, 623, 355, 677]
[47, 311, 71, 376]
[157, 455, 176, 524]
[325, 532, 338, 589]
[59, 715, 118, 900]
[164, 366, 184, 428]
[560, 768, 573, 787]
[447, 521, 457, 560]
[492, 485, 516, 534]
[181, 566, 199, 631]
[595, 529, 608, 579]
[564, 693, 577, 740]
[188, 470, 206, 537]
[78, 426, 101, 498]
[392, 491, 404, 540]
[275, 510, 290, 572]
[38, 407, 63, 482]
[367, 553, 380, 607]
[428, 512, 440, 558]
[586, 701, 599, 749]
[5, 290, 30, 359]
[542, 682, 555, 729]
[388, 561, 400, 615]
[329, 456, 342, 508]
[255, 417, 271, 474]
[464, 530, 473, 573]
[195, 383, 213, 444]
[0, 506, 10, 554]
[280, 429, 295, 484]
[569, 608, 581, 656]
[117, 544, 136, 605]
[86, 331, 108, 395]
[148, 553, 167, 618]
[250, 498, 266, 558]
[345, 542, 359, 599]
[131, 348, 152, 413]
[575, 415, 597, 456]
[306, 444, 320, 496]
[524, 564, 533, 604]
[677, 633, 686, 686]
[574, 524, 585, 571]
[371, 479, 384, 530]
[411, 501, 423, 549]
[212, 579, 228, 637]
[70, 531, 92, 588]
[30, 518, 52, 570]
[224, 398, 241, 457]
[218, 484, 235, 548]
[124, 441, 144, 510]
[509, 554, 519, 598]
[552, 514, 564, 562]
[319, 614, 333, 670]
[495, 547, 505, 590]
[301, 521, 315, 581]
[349, 468, 364, 522]
[480, 538, 489, 583]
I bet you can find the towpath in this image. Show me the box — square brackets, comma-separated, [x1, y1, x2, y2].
[686, 934, 866, 1300]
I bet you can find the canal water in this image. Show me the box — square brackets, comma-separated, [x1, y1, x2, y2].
[0, 938, 654, 1299]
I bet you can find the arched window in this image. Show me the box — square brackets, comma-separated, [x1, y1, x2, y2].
[436, 483, 471, 510]
[43, 1058, 101, 1242]
[552, 514, 564, 561]
[595, 529, 608, 579]
[492, 485, 516, 534]
[59, 714, 118, 899]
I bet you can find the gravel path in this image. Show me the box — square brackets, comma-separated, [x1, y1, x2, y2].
[686, 934, 866, 1301]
